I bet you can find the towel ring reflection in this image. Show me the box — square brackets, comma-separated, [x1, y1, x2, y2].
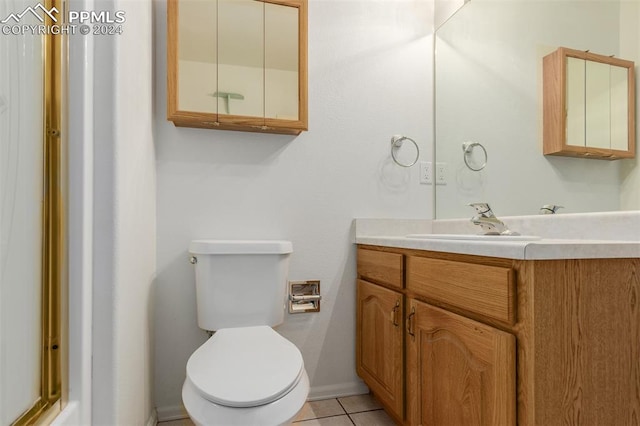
[462, 141, 487, 171]
[391, 135, 419, 168]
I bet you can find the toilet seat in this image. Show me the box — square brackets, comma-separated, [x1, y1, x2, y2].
[182, 368, 309, 426]
[186, 326, 304, 408]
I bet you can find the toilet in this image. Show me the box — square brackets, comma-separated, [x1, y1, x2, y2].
[182, 240, 309, 426]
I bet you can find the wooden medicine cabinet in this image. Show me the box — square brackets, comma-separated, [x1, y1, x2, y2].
[543, 47, 635, 159]
[167, 0, 308, 135]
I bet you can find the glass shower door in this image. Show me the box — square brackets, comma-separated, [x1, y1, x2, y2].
[0, 0, 45, 424]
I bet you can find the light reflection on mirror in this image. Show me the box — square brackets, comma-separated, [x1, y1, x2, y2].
[610, 64, 630, 151]
[434, 0, 639, 219]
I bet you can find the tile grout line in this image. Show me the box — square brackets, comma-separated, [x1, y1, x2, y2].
[335, 398, 356, 425]
[292, 398, 347, 423]
[293, 414, 353, 424]
[338, 394, 387, 414]
[159, 396, 389, 425]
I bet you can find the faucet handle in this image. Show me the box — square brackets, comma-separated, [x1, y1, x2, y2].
[468, 202, 494, 216]
[539, 204, 563, 214]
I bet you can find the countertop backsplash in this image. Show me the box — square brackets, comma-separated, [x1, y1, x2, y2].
[355, 211, 640, 242]
[431, 211, 640, 242]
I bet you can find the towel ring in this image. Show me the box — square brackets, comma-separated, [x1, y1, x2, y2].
[391, 135, 419, 168]
[462, 141, 487, 171]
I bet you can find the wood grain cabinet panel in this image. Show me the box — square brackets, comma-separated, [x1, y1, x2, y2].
[356, 279, 404, 421]
[526, 258, 640, 426]
[407, 256, 515, 324]
[406, 300, 516, 426]
[357, 248, 404, 290]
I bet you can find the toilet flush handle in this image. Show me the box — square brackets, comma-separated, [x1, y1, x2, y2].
[189, 256, 197, 264]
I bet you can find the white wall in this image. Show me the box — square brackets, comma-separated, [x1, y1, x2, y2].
[153, 0, 434, 418]
[434, 0, 465, 29]
[56, 1, 95, 423]
[91, 0, 156, 424]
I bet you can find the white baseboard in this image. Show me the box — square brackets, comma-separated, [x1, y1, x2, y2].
[307, 381, 370, 401]
[156, 405, 189, 422]
[146, 409, 158, 426]
[155, 381, 370, 422]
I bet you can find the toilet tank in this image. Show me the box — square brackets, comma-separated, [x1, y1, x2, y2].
[188, 240, 293, 331]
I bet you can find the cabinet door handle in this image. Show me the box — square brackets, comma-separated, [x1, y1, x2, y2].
[391, 300, 400, 327]
[406, 306, 416, 338]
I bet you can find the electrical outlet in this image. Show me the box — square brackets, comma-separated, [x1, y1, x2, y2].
[420, 162, 433, 184]
[435, 162, 447, 185]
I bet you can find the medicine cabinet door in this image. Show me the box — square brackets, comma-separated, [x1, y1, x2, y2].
[543, 47, 635, 159]
[167, 0, 308, 135]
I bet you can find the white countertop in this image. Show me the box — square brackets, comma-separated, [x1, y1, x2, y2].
[354, 214, 640, 260]
[356, 235, 640, 260]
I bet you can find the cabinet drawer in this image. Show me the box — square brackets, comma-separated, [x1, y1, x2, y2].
[407, 256, 515, 324]
[357, 248, 403, 290]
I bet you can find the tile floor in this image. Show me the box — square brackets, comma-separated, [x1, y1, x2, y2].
[158, 393, 396, 426]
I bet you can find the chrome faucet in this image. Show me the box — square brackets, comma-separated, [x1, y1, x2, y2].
[468, 203, 519, 235]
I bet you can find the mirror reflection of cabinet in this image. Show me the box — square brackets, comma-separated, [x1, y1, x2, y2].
[543, 47, 635, 159]
[167, 0, 307, 135]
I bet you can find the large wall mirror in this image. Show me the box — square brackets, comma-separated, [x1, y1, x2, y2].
[434, 0, 639, 219]
[167, 0, 307, 135]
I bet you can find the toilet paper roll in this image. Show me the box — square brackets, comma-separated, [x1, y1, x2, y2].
[291, 302, 316, 312]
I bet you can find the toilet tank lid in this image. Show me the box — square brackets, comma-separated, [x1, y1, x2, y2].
[189, 240, 293, 255]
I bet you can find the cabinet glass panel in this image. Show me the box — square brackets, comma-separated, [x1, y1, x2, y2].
[566, 57, 585, 147]
[610, 64, 629, 151]
[177, 0, 217, 114]
[218, 0, 264, 118]
[264, 2, 299, 120]
[564, 56, 632, 152]
[585, 60, 611, 149]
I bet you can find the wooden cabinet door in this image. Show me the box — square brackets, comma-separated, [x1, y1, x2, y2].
[356, 279, 404, 420]
[406, 300, 515, 426]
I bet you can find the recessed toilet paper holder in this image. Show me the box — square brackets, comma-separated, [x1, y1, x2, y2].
[289, 280, 321, 314]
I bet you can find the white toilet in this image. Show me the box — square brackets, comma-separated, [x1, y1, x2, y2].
[182, 240, 309, 426]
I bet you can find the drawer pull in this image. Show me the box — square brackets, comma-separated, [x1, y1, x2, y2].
[391, 300, 400, 327]
[406, 307, 416, 339]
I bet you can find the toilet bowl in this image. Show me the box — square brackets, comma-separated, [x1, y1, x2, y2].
[182, 326, 309, 426]
[183, 240, 308, 425]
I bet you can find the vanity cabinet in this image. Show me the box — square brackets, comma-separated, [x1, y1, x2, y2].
[356, 245, 640, 426]
[356, 248, 515, 425]
[543, 47, 635, 159]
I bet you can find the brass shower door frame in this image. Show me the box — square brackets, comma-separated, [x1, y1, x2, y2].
[11, 0, 67, 423]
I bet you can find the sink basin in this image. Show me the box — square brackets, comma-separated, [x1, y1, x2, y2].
[406, 234, 541, 242]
